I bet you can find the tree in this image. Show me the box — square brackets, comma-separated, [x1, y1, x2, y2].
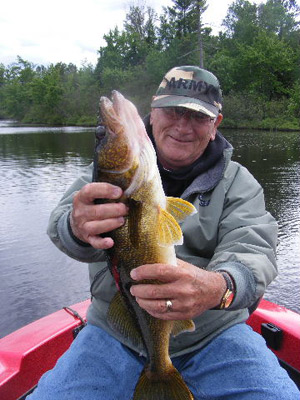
[1, 0, 299, 129]
[96, 4, 158, 79]
[1, 57, 36, 120]
[220, 0, 300, 96]
[223, 0, 259, 45]
[258, 0, 300, 40]
[236, 31, 296, 99]
[158, 0, 208, 66]
[0, 64, 5, 116]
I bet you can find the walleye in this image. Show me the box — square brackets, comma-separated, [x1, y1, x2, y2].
[94, 90, 197, 400]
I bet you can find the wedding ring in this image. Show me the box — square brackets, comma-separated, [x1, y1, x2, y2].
[165, 300, 173, 312]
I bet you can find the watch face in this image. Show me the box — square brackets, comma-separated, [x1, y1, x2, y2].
[225, 291, 234, 308]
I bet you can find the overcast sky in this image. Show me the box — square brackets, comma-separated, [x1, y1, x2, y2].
[0, 0, 273, 67]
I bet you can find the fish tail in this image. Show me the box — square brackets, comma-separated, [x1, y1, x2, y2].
[133, 365, 194, 400]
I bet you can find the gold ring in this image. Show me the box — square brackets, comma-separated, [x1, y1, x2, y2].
[165, 300, 173, 312]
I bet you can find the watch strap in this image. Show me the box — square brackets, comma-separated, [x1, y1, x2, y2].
[217, 271, 235, 309]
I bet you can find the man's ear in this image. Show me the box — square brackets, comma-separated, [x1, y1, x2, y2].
[215, 113, 223, 128]
[210, 114, 223, 142]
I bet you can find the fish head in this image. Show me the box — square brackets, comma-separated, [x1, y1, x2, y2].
[96, 91, 136, 173]
[95, 91, 156, 194]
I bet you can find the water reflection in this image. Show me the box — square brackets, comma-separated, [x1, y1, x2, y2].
[0, 124, 299, 338]
[0, 119, 93, 134]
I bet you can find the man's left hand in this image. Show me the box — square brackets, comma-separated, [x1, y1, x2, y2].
[130, 259, 226, 320]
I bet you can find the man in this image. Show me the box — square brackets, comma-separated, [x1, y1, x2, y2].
[28, 66, 299, 399]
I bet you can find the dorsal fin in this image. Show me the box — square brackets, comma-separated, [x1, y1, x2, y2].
[166, 197, 197, 222]
[157, 206, 183, 246]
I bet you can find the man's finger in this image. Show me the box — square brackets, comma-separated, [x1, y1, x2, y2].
[130, 263, 179, 282]
[88, 235, 114, 249]
[88, 203, 128, 221]
[130, 283, 175, 299]
[76, 182, 123, 204]
[84, 217, 126, 236]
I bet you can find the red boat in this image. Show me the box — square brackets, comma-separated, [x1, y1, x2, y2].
[0, 299, 299, 399]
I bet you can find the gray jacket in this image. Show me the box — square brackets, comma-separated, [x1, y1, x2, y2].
[47, 133, 278, 357]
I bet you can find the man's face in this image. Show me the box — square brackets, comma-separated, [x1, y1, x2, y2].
[150, 107, 223, 170]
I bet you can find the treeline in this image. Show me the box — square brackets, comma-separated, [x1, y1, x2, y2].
[0, 0, 299, 130]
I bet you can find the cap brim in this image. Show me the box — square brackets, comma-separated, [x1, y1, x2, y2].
[151, 95, 219, 118]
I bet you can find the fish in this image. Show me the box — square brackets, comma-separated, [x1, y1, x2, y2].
[93, 90, 197, 400]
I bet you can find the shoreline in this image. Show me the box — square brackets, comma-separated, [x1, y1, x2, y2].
[1, 119, 299, 132]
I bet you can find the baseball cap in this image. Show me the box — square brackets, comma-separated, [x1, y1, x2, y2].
[151, 66, 223, 117]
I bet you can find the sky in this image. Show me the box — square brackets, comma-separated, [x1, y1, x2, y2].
[0, 0, 272, 68]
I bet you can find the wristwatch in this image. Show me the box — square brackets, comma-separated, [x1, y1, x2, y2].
[218, 271, 235, 309]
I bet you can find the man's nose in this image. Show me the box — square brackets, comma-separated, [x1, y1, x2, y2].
[176, 115, 193, 131]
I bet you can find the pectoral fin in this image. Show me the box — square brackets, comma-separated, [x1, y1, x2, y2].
[171, 319, 195, 337]
[107, 292, 144, 348]
[166, 197, 197, 222]
[157, 207, 183, 246]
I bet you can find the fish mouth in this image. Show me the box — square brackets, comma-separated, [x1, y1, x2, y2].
[100, 92, 124, 134]
[110, 90, 124, 114]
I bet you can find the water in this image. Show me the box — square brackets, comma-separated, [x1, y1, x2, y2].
[0, 120, 299, 338]
[227, 129, 300, 314]
[0, 121, 94, 338]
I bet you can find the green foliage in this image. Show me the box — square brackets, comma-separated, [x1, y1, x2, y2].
[0, 0, 299, 130]
[222, 92, 299, 130]
[288, 80, 300, 120]
[234, 31, 296, 98]
[223, 0, 259, 44]
[1, 58, 98, 125]
[258, 0, 300, 40]
[164, 0, 207, 38]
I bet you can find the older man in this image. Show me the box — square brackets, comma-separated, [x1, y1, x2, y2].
[28, 66, 299, 399]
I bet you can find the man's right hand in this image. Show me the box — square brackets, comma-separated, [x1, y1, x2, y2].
[69, 182, 127, 249]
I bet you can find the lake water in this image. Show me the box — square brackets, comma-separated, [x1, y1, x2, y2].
[0, 120, 299, 338]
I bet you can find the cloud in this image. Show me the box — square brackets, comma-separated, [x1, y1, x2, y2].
[19, 39, 39, 47]
[1, 0, 263, 67]
[0, 0, 178, 67]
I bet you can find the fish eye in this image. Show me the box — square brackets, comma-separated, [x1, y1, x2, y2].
[95, 125, 107, 144]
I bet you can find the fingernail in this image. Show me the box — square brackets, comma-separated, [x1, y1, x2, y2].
[103, 238, 113, 248]
[112, 187, 122, 198]
[118, 216, 125, 225]
[130, 269, 137, 280]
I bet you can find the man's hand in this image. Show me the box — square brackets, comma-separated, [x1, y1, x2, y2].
[130, 259, 226, 320]
[70, 182, 128, 249]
